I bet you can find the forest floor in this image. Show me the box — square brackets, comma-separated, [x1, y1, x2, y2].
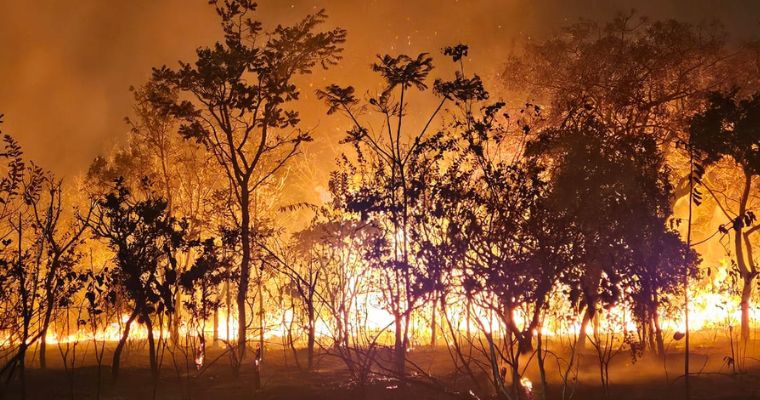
[1, 334, 760, 400]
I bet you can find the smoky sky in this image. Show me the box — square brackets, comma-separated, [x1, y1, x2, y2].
[1, 0, 759, 177]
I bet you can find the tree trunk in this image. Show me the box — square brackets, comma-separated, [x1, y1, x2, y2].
[39, 306, 53, 370]
[536, 330, 548, 400]
[213, 306, 219, 345]
[465, 297, 472, 341]
[39, 261, 59, 370]
[394, 314, 406, 375]
[430, 293, 437, 347]
[644, 319, 655, 354]
[578, 305, 593, 349]
[252, 364, 261, 391]
[258, 264, 265, 359]
[236, 189, 251, 374]
[740, 273, 754, 342]
[735, 170, 754, 343]
[18, 342, 27, 400]
[334, 309, 345, 349]
[112, 310, 139, 381]
[143, 311, 158, 379]
[307, 303, 315, 370]
[653, 311, 665, 357]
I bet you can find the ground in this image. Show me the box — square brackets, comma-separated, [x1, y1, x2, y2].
[2, 333, 760, 400]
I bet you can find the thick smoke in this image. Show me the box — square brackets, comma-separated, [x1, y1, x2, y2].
[0, 0, 758, 175]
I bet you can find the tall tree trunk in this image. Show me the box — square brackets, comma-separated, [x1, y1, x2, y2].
[465, 297, 472, 342]
[171, 256, 190, 344]
[577, 305, 594, 349]
[643, 318, 654, 354]
[39, 255, 61, 370]
[394, 314, 406, 375]
[258, 264, 265, 359]
[112, 310, 139, 381]
[38, 302, 54, 370]
[225, 276, 231, 341]
[684, 142, 695, 400]
[252, 362, 261, 391]
[735, 170, 754, 343]
[653, 313, 665, 357]
[143, 310, 158, 379]
[237, 189, 251, 373]
[430, 293, 437, 347]
[213, 305, 219, 345]
[17, 214, 29, 400]
[536, 330, 548, 400]
[18, 342, 27, 400]
[306, 298, 316, 370]
[740, 274, 754, 342]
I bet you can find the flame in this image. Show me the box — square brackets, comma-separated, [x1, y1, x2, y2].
[194, 338, 206, 369]
[0, 256, 757, 349]
[520, 376, 533, 393]
[215, 309, 239, 341]
[41, 314, 167, 345]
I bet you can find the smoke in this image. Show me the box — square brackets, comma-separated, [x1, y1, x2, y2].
[0, 0, 758, 176]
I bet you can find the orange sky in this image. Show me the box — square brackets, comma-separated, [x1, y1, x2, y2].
[1, 0, 758, 176]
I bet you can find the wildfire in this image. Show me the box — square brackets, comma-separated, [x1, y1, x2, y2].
[215, 309, 239, 341]
[520, 376, 533, 393]
[1, 257, 757, 349]
[43, 315, 165, 345]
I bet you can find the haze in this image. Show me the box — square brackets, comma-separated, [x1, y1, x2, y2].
[1, 0, 758, 176]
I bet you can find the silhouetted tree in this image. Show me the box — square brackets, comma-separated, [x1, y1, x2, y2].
[88, 178, 184, 381]
[451, 106, 555, 398]
[30, 175, 91, 369]
[689, 90, 760, 342]
[277, 226, 328, 371]
[628, 228, 697, 356]
[0, 129, 66, 399]
[179, 237, 228, 370]
[505, 13, 726, 142]
[83, 265, 117, 400]
[149, 0, 346, 373]
[317, 45, 486, 375]
[128, 82, 204, 343]
[1, 168, 44, 400]
[528, 113, 693, 350]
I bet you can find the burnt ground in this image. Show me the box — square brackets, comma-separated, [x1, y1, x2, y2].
[1, 335, 759, 400]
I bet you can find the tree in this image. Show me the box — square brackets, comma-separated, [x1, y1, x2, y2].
[87, 178, 185, 381]
[0, 126, 69, 398]
[0, 165, 44, 400]
[128, 81, 223, 344]
[317, 45, 487, 374]
[82, 264, 117, 400]
[527, 117, 623, 349]
[628, 228, 697, 356]
[149, 0, 346, 372]
[689, 90, 760, 342]
[449, 106, 561, 398]
[30, 174, 91, 369]
[278, 225, 328, 371]
[505, 13, 726, 143]
[527, 113, 694, 351]
[179, 237, 228, 370]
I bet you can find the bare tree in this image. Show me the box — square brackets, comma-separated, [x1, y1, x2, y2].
[30, 175, 91, 369]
